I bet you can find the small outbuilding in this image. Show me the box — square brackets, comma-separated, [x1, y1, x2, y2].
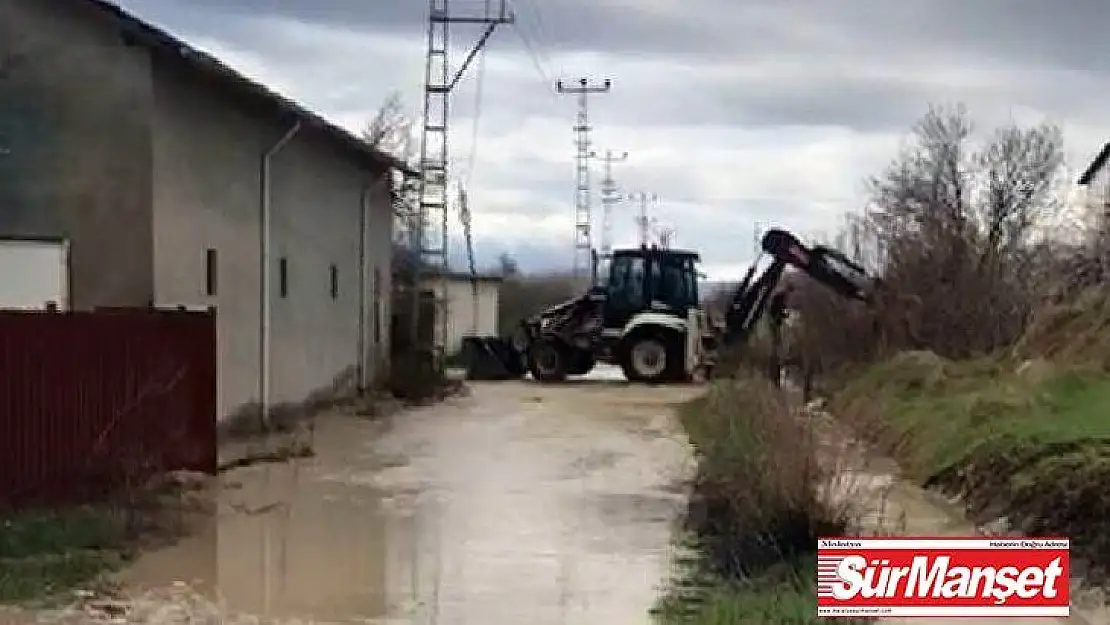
[419, 272, 503, 356]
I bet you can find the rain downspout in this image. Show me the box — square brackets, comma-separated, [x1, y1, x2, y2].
[357, 185, 368, 392]
[260, 121, 300, 428]
[357, 173, 391, 392]
[259, 121, 299, 617]
[356, 181, 371, 391]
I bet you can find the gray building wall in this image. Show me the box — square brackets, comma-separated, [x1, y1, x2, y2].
[149, 43, 394, 418]
[2, 0, 395, 419]
[0, 0, 154, 308]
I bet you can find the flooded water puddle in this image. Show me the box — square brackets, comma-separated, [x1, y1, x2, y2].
[55, 373, 695, 624]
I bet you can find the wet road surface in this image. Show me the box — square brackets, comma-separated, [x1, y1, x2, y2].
[119, 368, 701, 624]
[23, 375, 1096, 624]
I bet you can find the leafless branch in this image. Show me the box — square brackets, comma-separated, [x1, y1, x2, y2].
[362, 91, 416, 164]
[788, 103, 1070, 378]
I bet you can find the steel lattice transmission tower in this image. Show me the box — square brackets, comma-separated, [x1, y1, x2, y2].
[556, 78, 611, 279]
[628, 190, 658, 247]
[596, 149, 627, 259]
[657, 225, 675, 248]
[412, 0, 512, 350]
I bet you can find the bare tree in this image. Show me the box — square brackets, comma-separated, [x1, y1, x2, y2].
[788, 104, 1066, 378]
[362, 93, 429, 361]
[363, 92, 420, 247]
[975, 123, 1064, 261]
[362, 91, 416, 162]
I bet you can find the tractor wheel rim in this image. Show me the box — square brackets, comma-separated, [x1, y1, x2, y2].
[631, 340, 667, 377]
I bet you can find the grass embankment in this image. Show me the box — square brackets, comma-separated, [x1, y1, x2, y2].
[0, 506, 130, 604]
[656, 378, 865, 625]
[831, 291, 1110, 582]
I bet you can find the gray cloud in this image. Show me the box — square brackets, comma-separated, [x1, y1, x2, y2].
[124, 0, 1110, 73]
[110, 0, 1110, 278]
[120, 0, 1110, 133]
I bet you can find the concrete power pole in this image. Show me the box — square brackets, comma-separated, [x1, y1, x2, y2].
[596, 149, 627, 259]
[412, 0, 513, 351]
[629, 191, 658, 247]
[556, 78, 611, 279]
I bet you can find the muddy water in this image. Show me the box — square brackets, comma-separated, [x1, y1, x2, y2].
[116, 367, 699, 624]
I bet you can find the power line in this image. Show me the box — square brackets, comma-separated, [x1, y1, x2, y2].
[463, 0, 491, 182]
[557, 77, 611, 279]
[511, 13, 554, 86]
[514, 0, 557, 77]
[516, 0, 554, 48]
[457, 186, 479, 335]
[504, 0, 563, 106]
[649, 194, 862, 207]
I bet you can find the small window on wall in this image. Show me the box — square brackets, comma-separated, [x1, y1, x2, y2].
[205, 248, 218, 296]
[279, 257, 289, 298]
[329, 264, 338, 299]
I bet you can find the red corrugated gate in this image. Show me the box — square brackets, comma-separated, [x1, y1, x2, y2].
[0, 308, 217, 510]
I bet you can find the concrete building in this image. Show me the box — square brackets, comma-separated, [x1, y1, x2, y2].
[0, 0, 411, 418]
[420, 273, 502, 356]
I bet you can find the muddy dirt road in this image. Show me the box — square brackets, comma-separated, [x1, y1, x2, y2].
[120, 368, 700, 624]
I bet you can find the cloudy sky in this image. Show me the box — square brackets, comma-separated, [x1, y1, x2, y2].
[115, 0, 1110, 279]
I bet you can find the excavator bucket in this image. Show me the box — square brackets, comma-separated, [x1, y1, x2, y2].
[761, 228, 873, 302]
[459, 336, 527, 380]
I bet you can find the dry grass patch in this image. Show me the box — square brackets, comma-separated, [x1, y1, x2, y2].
[657, 376, 870, 624]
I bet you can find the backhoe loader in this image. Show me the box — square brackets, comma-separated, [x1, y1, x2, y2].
[462, 228, 876, 383]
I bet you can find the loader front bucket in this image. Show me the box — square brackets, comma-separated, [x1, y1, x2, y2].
[459, 336, 527, 380]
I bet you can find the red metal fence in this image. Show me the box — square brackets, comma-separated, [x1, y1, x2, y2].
[0, 308, 217, 509]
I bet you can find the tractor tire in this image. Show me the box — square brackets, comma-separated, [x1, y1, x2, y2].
[567, 350, 596, 376]
[528, 338, 568, 382]
[509, 326, 531, 375]
[619, 331, 684, 384]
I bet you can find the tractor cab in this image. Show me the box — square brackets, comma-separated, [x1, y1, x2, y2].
[602, 246, 700, 330]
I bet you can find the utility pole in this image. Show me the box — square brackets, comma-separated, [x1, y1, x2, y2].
[657, 226, 675, 249]
[628, 191, 658, 247]
[412, 0, 513, 352]
[556, 77, 611, 280]
[596, 149, 627, 259]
